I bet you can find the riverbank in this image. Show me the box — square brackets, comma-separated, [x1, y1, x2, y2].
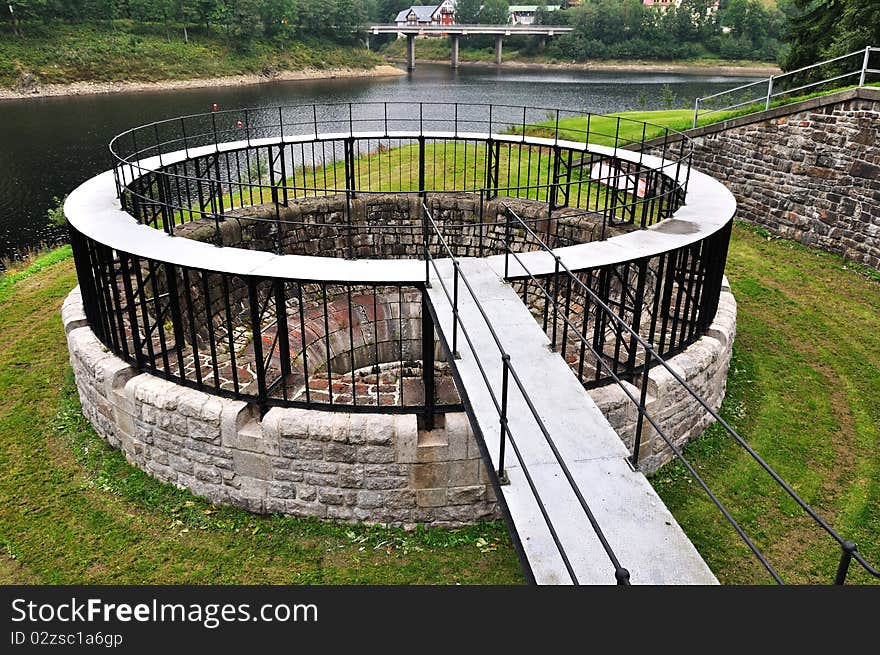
[0, 64, 406, 101]
[0, 21, 397, 100]
[386, 56, 779, 77]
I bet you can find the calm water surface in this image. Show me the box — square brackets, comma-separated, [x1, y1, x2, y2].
[0, 64, 754, 258]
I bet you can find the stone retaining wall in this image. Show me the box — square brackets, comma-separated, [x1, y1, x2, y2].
[687, 88, 880, 270]
[173, 193, 614, 259]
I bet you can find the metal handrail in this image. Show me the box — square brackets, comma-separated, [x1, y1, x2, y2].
[503, 204, 880, 585]
[110, 105, 692, 252]
[423, 200, 632, 585]
[693, 46, 878, 128]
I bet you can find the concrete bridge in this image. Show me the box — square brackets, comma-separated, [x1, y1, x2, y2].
[369, 24, 574, 69]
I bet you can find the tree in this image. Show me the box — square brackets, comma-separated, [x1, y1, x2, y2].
[479, 0, 509, 25]
[297, 0, 325, 34]
[227, 0, 261, 48]
[455, 0, 482, 24]
[378, 0, 409, 22]
[330, 0, 366, 39]
[782, 0, 879, 70]
[826, 0, 880, 58]
[259, 0, 293, 37]
[195, 0, 219, 32]
[6, 0, 51, 34]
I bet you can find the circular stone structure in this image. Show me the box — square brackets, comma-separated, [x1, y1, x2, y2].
[64, 103, 736, 526]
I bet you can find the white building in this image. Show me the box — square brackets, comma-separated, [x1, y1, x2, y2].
[508, 5, 561, 26]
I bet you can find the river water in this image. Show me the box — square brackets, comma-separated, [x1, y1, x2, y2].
[0, 64, 755, 259]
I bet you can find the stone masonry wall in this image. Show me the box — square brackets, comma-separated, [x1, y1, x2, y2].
[173, 193, 612, 260]
[688, 90, 880, 270]
[63, 288, 498, 528]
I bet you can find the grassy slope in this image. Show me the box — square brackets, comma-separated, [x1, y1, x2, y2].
[507, 82, 880, 145]
[0, 21, 382, 88]
[654, 224, 880, 585]
[0, 250, 523, 584]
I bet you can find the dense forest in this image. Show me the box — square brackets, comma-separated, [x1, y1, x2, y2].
[3, 0, 369, 47]
[784, 0, 880, 69]
[539, 0, 789, 62]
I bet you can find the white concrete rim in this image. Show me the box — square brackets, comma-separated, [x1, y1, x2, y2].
[65, 131, 735, 284]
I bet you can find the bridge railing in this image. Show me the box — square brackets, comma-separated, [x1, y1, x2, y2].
[693, 46, 880, 128]
[502, 204, 880, 585]
[422, 200, 631, 585]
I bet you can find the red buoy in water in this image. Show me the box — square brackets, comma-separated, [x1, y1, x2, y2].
[212, 103, 218, 111]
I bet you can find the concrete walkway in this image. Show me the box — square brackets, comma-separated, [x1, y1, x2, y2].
[426, 257, 718, 585]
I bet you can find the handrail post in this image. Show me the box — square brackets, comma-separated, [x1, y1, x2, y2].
[765, 76, 774, 111]
[422, 197, 430, 288]
[630, 349, 652, 467]
[613, 116, 621, 157]
[421, 291, 436, 432]
[835, 541, 857, 585]
[550, 256, 561, 351]
[452, 261, 461, 359]
[693, 97, 699, 129]
[504, 207, 511, 279]
[554, 109, 560, 146]
[478, 188, 485, 258]
[859, 46, 871, 87]
[498, 353, 511, 485]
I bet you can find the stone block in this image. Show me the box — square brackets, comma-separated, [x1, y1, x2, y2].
[447, 485, 486, 505]
[232, 450, 271, 480]
[448, 460, 480, 487]
[268, 481, 297, 499]
[410, 462, 449, 489]
[416, 488, 447, 508]
[395, 414, 419, 463]
[324, 442, 356, 464]
[357, 445, 395, 464]
[444, 413, 472, 460]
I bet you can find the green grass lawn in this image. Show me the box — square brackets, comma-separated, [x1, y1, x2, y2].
[512, 82, 880, 145]
[1, 223, 877, 584]
[654, 224, 880, 585]
[0, 21, 381, 88]
[0, 250, 522, 584]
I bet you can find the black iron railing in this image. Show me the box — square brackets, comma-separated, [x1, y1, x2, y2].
[109, 102, 691, 247]
[67, 103, 702, 419]
[422, 200, 631, 585]
[501, 204, 880, 586]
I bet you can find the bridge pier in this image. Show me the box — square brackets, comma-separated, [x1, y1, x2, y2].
[372, 25, 572, 71]
[407, 34, 416, 71]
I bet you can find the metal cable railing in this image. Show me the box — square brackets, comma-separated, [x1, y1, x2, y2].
[502, 204, 880, 585]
